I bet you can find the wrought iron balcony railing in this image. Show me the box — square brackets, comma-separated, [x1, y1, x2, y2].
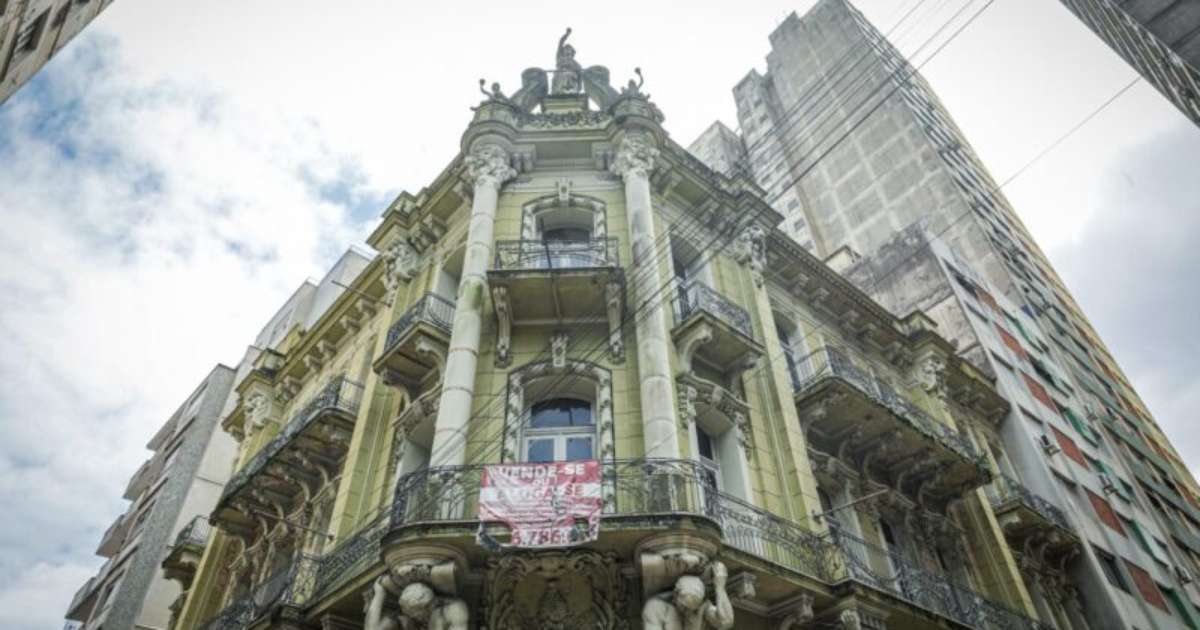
[677, 281, 754, 340]
[988, 474, 1072, 532]
[383, 293, 455, 353]
[221, 376, 364, 504]
[715, 493, 835, 581]
[832, 527, 1053, 630]
[197, 555, 319, 630]
[310, 508, 390, 599]
[492, 238, 619, 271]
[391, 459, 719, 531]
[793, 346, 980, 463]
[273, 460, 1048, 630]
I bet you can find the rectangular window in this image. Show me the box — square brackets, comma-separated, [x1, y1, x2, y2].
[996, 324, 1028, 361]
[15, 10, 48, 54]
[1096, 547, 1129, 592]
[1163, 587, 1198, 628]
[977, 289, 1003, 315]
[1022, 371, 1056, 409]
[1061, 407, 1100, 445]
[1124, 559, 1169, 611]
[1086, 487, 1125, 536]
[1121, 515, 1153, 554]
[1052, 425, 1089, 469]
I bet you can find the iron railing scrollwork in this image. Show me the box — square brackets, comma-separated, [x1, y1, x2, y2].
[197, 554, 319, 630]
[830, 527, 1053, 630]
[492, 238, 620, 271]
[677, 281, 754, 340]
[311, 509, 391, 598]
[715, 493, 835, 581]
[390, 459, 720, 530]
[989, 474, 1072, 532]
[383, 293, 456, 352]
[221, 376, 364, 503]
[792, 346, 982, 464]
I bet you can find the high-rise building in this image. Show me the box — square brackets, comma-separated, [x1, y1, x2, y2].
[158, 30, 1092, 630]
[63, 364, 237, 630]
[1057, 0, 1200, 127]
[696, 0, 1200, 627]
[61, 248, 373, 630]
[0, 0, 114, 104]
[851, 224, 1200, 629]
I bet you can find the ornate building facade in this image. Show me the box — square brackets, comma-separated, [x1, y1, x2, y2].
[161, 31, 1095, 630]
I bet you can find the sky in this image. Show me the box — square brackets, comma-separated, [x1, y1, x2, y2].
[0, 0, 1198, 628]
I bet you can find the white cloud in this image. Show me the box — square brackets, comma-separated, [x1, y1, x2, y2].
[0, 35, 383, 630]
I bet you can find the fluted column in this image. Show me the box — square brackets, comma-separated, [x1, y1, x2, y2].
[430, 143, 515, 467]
[611, 132, 680, 458]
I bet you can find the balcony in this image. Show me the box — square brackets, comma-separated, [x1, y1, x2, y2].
[792, 346, 988, 504]
[488, 238, 625, 363]
[163, 516, 212, 585]
[672, 281, 762, 374]
[832, 527, 1053, 630]
[1164, 516, 1200, 555]
[1128, 457, 1200, 525]
[197, 555, 318, 630]
[95, 511, 131, 557]
[65, 577, 99, 623]
[372, 293, 454, 386]
[988, 474, 1079, 558]
[368, 461, 1045, 630]
[212, 377, 363, 536]
[388, 459, 718, 543]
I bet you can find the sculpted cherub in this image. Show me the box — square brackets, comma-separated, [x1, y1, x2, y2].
[641, 560, 735, 630]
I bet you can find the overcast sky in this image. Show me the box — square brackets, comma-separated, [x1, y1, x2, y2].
[1, 1, 1198, 628]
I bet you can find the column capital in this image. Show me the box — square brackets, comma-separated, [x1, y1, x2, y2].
[465, 143, 517, 189]
[609, 132, 660, 180]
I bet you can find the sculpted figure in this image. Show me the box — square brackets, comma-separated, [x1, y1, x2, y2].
[364, 575, 469, 630]
[642, 561, 734, 630]
[552, 27, 582, 93]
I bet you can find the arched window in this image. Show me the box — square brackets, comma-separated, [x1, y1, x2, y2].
[523, 397, 595, 463]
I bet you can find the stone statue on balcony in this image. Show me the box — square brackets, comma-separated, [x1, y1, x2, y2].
[642, 560, 735, 630]
[365, 575, 469, 630]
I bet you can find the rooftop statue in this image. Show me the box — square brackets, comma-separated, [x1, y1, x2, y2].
[552, 28, 583, 94]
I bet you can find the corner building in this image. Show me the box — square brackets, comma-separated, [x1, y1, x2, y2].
[176, 33, 1078, 630]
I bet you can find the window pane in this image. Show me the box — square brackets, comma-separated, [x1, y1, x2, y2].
[569, 402, 593, 426]
[527, 439, 555, 463]
[531, 400, 572, 428]
[530, 398, 592, 428]
[697, 429, 715, 460]
[543, 227, 590, 242]
[565, 437, 592, 461]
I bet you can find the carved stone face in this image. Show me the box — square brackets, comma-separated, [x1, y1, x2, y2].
[674, 575, 706, 611]
[399, 582, 435, 620]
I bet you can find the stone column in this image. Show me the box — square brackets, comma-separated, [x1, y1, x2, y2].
[610, 132, 679, 458]
[430, 143, 515, 467]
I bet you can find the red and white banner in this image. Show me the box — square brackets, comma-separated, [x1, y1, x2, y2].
[477, 460, 603, 548]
